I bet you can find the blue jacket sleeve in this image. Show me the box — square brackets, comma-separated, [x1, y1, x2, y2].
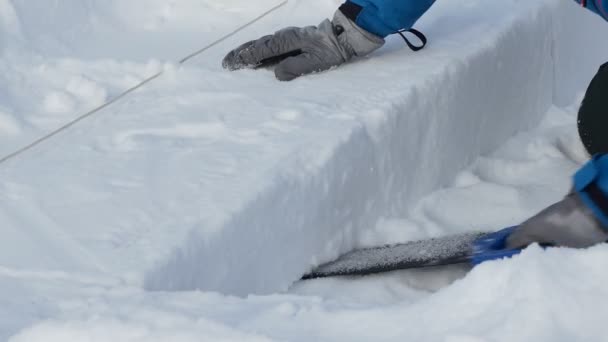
[574, 0, 608, 20]
[573, 154, 608, 227]
[344, 0, 436, 38]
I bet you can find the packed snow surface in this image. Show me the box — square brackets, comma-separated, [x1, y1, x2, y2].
[1, 0, 608, 340]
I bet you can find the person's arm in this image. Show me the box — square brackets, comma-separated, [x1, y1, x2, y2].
[344, 0, 435, 38]
[507, 155, 608, 249]
[574, 0, 608, 20]
[222, 0, 436, 81]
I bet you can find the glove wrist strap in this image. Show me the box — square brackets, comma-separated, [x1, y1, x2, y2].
[338, 2, 363, 22]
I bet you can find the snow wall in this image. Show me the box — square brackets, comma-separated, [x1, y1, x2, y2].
[145, 1, 608, 295]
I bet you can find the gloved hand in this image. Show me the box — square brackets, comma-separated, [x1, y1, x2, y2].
[506, 191, 608, 249]
[222, 10, 384, 81]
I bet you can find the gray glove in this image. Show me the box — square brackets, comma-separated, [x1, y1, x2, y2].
[222, 10, 384, 81]
[507, 191, 608, 249]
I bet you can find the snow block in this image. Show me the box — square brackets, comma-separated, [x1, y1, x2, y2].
[145, 1, 608, 295]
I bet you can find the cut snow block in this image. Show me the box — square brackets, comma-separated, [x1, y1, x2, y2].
[146, 1, 584, 295]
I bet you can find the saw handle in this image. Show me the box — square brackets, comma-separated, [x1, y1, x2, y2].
[471, 226, 523, 265]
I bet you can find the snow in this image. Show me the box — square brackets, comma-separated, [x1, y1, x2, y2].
[6, 244, 608, 341]
[1, 0, 608, 340]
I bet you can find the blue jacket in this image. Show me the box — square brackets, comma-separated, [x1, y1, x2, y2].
[575, 0, 608, 20]
[344, 0, 608, 38]
[344, 0, 435, 38]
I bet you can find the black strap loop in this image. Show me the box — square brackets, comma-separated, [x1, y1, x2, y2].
[396, 28, 427, 52]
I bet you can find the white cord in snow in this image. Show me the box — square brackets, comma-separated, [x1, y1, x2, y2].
[0, 0, 288, 166]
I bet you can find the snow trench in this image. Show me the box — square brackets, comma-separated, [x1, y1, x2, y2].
[145, 1, 608, 295]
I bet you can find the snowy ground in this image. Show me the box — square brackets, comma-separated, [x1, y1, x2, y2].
[4, 103, 607, 342]
[2, 0, 608, 340]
